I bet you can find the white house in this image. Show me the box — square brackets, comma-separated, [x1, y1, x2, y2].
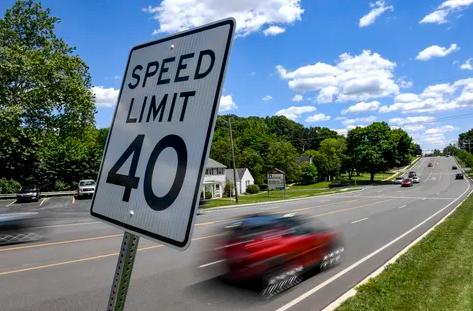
[202, 158, 255, 199]
[202, 158, 226, 199]
[225, 168, 255, 195]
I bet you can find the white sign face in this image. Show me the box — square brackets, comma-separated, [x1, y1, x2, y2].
[268, 173, 285, 190]
[91, 18, 235, 250]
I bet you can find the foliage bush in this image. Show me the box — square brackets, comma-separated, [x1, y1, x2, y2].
[246, 184, 259, 194]
[224, 182, 234, 197]
[299, 162, 318, 184]
[55, 180, 70, 191]
[0, 178, 21, 194]
[205, 191, 212, 199]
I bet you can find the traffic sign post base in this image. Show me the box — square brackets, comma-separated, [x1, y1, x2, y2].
[107, 232, 140, 311]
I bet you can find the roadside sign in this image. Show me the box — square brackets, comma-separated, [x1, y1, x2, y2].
[267, 168, 286, 190]
[91, 18, 236, 250]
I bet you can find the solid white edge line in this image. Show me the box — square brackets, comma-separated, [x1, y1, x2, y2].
[350, 218, 368, 224]
[275, 168, 471, 311]
[6, 200, 16, 207]
[198, 259, 225, 268]
[398, 205, 407, 209]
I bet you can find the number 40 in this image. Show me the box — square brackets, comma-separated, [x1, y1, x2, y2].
[106, 134, 188, 211]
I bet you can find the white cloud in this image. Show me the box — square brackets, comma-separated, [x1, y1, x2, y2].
[425, 125, 457, 134]
[333, 128, 348, 136]
[277, 50, 399, 103]
[249, 72, 256, 76]
[339, 115, 377, 126]
[398, 77, 413, 89]
[420, 0, 473, 24]
[219, 95, 238, 112]
[404, 125, 426, 132]
[346, 124, 367, 130]
[461, 58, 473, 70]
[359, 1, 394, 28]
[92, 86, 119, 108]
[262, 95, 273, 101]
[274, 105, 316, 120]
[143, 0, 304, 37]
[305, 113, 331, 123]
[263, 26, 286, 36]
[341, 101, 380, 114]
[389, 116, 436, 126]
[420, 9, 449, 24]
[379, 78, 473, 114]
[105, 75, 121, 80]
[416, 44, 459, 61]
[292, 94, 303, 102]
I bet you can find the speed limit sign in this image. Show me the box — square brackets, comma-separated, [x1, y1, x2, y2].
[91, 18, 235, 250]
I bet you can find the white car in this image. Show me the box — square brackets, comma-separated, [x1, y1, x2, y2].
[77, 179, 96, 198]
[412, 176, 420, 183]
[394, 177, 403, 184]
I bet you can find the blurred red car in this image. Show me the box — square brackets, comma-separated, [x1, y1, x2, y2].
[215, 214, 344, 289]
[401, 178, 413, 187]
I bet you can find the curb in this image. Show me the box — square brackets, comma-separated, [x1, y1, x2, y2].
[322, 166, 472, 311]
[202, 188, 365, 211]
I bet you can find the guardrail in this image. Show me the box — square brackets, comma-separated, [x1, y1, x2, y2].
[0, 191, 76, 200]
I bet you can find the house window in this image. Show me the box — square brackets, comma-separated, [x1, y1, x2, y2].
[218, 168, 224, 175]
[246, 180, 250, 186]
[205, 169, 211, 175]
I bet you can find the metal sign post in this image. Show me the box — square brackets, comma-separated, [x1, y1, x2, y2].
[107, 232, 140, 311]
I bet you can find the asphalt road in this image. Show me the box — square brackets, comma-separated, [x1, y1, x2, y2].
[0, 156, 471, 311]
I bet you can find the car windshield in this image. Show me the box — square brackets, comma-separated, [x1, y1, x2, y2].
[80, 181, 95, 186]
[21, 185, 36, 191]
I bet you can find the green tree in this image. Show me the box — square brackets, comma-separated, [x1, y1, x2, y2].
[266, 141, 299, 182]
[238, 148, 264, 184]
[299, 162, 318, 184]
[412, 143, 423, 156]
[0, 0, 96, 136]
[346, 122, 392, 182]
[302, 149, 317, 158]
[313, 138, 346, 181]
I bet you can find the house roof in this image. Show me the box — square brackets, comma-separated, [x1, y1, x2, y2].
[225, 169, 240, 182]
[296, 156, 312, 165]
[206, 158, 227, 168]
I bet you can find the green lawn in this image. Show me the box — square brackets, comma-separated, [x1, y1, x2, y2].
[203, 188, 358, 208]
[336, 193, 473, 311]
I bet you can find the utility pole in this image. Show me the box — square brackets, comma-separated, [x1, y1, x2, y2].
[228, 116, 239, 203]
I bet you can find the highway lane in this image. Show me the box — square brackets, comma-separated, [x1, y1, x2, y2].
[0, 156, 470, 311]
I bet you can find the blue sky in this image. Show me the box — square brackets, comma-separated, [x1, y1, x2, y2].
[2, 0, 473, 152]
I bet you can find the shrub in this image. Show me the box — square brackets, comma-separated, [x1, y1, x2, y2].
[224, 182, 234, 196]
[299, 162, 318, 184]
[205, 191, 212, 199]
[55, 180, 70, 191]
[0, 178, 21, 194]
[246, 184, 259, 194]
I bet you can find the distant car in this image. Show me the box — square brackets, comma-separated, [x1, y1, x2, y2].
[428, 163, 433, 167]
[408, 171, 416, 178]
[412, 176, 420, 183]
[455, 173, 464, 180]
[394, 177, 403, 184]
[446, 155, 449, 157]
[328, 181, 350, 188]
[215, 214, 343, 293]
[77, 180, 96, 198]
[452, 166, 458, 170]
[16, 184, 41, 202]
[401, 179, 413, 187]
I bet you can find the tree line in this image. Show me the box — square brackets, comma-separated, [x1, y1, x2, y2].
[0, 0, 421, 193]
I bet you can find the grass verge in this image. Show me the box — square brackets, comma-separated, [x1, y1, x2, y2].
[403, 156, 421, 171]
[336, 191, 473, 311]
[203, 188, 359, 208]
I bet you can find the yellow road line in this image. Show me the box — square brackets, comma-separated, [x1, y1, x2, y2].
[307, 198, 397, 219]
[0, 234, 122, 252]
[39, 198, 48, 206]
[0, 233, 224, 277]
[72, 196, 75, 204]
[6, 200, 16, 207]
